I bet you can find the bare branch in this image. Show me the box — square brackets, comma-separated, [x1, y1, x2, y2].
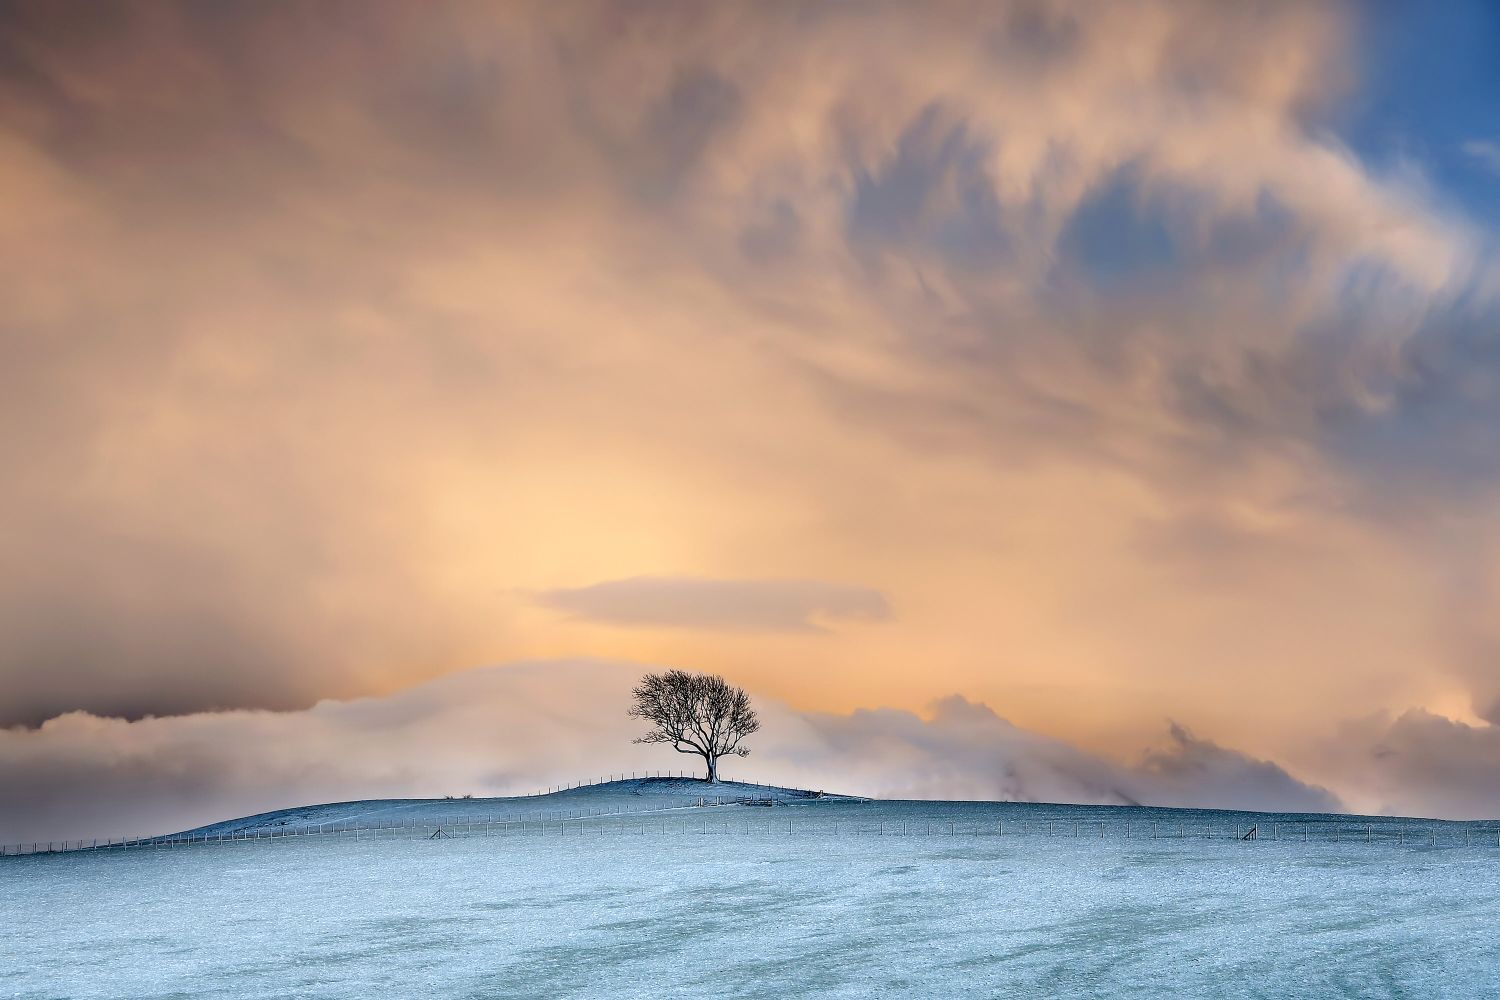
[627, 669, 760, 782]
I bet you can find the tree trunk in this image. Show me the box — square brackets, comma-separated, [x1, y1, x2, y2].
[706, 755, 718, 783]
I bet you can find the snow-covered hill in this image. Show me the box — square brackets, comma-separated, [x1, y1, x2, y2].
[170, 776, 865, 840]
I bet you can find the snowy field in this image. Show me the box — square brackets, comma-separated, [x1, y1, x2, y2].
[7, 790, 1500, 997]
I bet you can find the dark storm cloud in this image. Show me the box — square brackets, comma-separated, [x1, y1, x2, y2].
[637, 67, 743, 200]
[1320, 299, 1500, 499]
[994, 1, 1082, 66]
[846, 104, 1011, 269]
[738, 199, 801, 264]
[1051, 167, 1305, 300]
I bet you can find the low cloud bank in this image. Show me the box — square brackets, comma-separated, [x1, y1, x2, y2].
[1322, 710, 1500, 820]
[772, 698, 1338, 814]
[0, 660, 1338, 843]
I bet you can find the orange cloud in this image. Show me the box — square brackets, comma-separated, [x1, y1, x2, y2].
[2, 1, 1499, 821]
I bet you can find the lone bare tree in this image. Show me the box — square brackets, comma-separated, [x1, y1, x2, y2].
[628, 670, 760, 783]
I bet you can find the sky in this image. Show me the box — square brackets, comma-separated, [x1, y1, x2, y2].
[4, 0, 1500, 842]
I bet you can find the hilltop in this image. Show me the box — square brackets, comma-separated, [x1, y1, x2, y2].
[170, 777, 865, 840]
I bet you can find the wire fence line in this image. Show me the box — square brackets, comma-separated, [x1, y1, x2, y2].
[8, 808, 1500, 858]
[513, 771, 833, 798]
[517, 769, 710, 796]
[0, 787, 808, 857]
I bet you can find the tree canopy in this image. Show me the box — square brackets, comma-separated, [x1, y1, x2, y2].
[628, 670, 760, 783]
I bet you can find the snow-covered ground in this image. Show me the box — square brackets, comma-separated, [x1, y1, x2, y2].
[7, 791, 1500, 996]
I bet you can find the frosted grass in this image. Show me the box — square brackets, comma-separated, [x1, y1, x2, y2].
[6, 800, 1500, 998]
